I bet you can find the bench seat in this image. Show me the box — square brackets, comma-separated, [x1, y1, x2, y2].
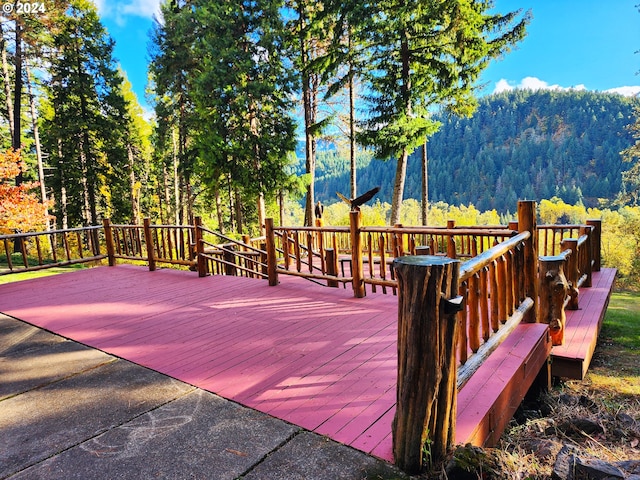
[551, 268, 616, 380]
[455, 322, 551, 447]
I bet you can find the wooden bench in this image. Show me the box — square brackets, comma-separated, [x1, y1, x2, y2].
[550, 268, 617, 379]
[455, 322, 552, 447]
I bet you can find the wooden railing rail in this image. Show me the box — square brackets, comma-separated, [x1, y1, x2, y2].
[106, 220, 197, 270]
[538, 220, 601, 271]
[456, 231, 534, 389]
[196, 223, 267, 279]
[0, 226, 105, 274]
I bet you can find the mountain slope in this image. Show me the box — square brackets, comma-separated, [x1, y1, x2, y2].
[312, 89, 636, 213]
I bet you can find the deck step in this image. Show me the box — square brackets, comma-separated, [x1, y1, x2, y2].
[455, 322, 551, 447]
[550, 268, 617, 380]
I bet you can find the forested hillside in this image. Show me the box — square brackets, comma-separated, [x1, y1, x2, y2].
[313, 90, 636, 213]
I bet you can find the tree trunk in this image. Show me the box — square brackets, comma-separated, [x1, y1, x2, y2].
[390, 148, 408, 225]
[234, 188, 244, 234]
[172, 126, 180, 225]
[12, 22, 22, 156]
[257, 191, 266, 236]
[348, 40, 357, 199]
[0, 22, 14, 140]
[58, 138, 68, 229]
[26, 63, 50, 230]
[215, 185, 224, 233]
[421, 141, 428, 226]
[127, 143, 139, 224]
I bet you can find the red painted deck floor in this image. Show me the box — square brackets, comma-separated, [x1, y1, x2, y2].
[0, 265, 399, 461]
[0, 265, 616, 461]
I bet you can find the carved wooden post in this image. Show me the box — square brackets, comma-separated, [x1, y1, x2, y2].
[586, 219, 601, 271]
[539, 256, 569, 345]
[102, 218, 116, 267]
[446, 220, 456, 259]
[194, 216, 207, 277]
[393, 256, 461, 474]
[325, 248, 339, 287]
[350, 210, 365, 298]
[143, 218, 156, 272]
[517, 201, 537, 323]
[223, 245, 237, 276]
[265, 218, 278, 286]
[561, 238, 579, 310]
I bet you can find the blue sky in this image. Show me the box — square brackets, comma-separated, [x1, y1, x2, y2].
[97, 0, 640, 114]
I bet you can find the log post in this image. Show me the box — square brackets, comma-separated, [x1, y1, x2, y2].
[194, 216, 207, 277]
[446, 220, 456, 259]
[586, 219, 601, 272]
[143, 218, 156, 271]
[265, 218, 278, 286]
[517, 201, 537, 323]
[539, 256, 569, 345]
[350, 210, 365, 298]
[102, 218, 116, 267]
[392, 255, 461, 474]
[561, 238, 579, 310]
[325, 248, 339, 288]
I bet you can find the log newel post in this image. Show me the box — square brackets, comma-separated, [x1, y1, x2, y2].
[586, 219, 601, 272]
[325, 248, 339, 288]
[517, 201, 537, 323]
[102, 218, 116, 267]
[143, 218, 156, 272]
[580, 225, 593, 288]
[392, 255, 461, 474]
[446, 220, 456, 258]
[562, 238, 579, 309]
[539, 256, 569, 345]
[350, 210, 365, 298]
[265, 218, 278, 286]
[194, 216, 207, 277]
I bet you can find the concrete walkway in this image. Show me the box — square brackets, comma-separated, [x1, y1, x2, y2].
[0, 314, 410, 480]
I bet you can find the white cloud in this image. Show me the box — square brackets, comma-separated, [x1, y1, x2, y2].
[95, 0, 161, 24]
[605, 86, 640, 97]
[492, 76, 639, 97]
[493, 76, 588, 94]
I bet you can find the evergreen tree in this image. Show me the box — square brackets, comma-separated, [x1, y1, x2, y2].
[42, 0, 132, 227]
[191, 0, 296, 234]
[354, 0, 530, 224]
[149, 0, 199, 225]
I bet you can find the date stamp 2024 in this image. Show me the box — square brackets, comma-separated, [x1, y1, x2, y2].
[2, 2, 46, 15]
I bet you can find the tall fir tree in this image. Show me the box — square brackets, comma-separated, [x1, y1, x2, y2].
[354, 0, 530, 224]
[42, 0, 132, 227]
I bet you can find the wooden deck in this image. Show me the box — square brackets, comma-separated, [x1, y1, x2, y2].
[551, 267, 617, 379]
[0, 265, 399, 461]
[0, 265, 616, 462]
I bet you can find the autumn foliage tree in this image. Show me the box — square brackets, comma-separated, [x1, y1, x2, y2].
[0, 149, 51, 234]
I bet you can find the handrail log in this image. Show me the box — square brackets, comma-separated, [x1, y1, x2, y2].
[459, 232, 531, 282]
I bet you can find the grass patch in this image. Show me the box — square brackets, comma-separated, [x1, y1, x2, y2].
[0, 264, 88, 285]
[587, 291, 640, 397]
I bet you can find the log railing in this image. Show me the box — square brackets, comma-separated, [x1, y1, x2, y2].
[195, 221, 267, 279]
[456, 231, 535, 388]
[0, 226, 105, 274]
[537, 220, 600, 345]
[104, 219, 196, 270]
[266, 214, 519, 296]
